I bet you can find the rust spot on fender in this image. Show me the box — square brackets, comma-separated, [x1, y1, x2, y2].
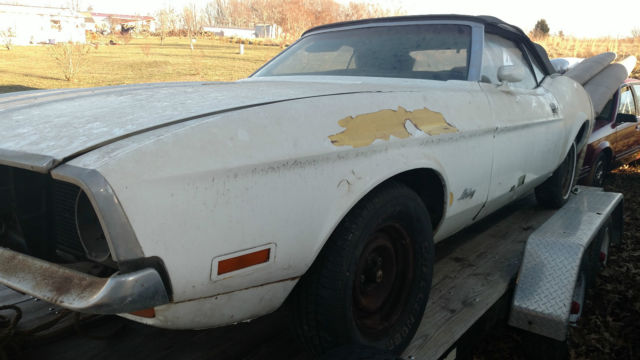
[329, 106, 458, 148]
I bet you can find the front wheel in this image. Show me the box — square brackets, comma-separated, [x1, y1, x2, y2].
[535, 142, 577, 209]
[289, 182, 434, 355]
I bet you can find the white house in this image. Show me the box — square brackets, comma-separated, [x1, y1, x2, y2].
[203, 26, 256, 39]
[0, 3, 86, 45]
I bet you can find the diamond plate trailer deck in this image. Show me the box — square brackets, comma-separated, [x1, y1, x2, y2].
[0, 187, 622, 359]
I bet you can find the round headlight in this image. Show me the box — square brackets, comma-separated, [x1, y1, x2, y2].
[75, 191, 111, 262]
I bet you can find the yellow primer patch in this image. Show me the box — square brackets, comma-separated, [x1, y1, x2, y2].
[449, 192, 454, 206]
[329, 106, 458, 148]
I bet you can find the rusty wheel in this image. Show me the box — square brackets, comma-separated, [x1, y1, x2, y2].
[353, 223, 414, 339]
[536, 142, 577, 209]
[289, 181, 434, 355]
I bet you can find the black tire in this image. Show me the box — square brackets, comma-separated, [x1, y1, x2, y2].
[535, 142, 577, 209]
[289, 181, 434, 355]
[589, 152, 609, 187]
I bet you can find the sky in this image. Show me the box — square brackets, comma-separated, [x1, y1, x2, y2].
[19, 0, 640, 38]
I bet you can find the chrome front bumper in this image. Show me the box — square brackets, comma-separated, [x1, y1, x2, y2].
[0, 247, 170, 314]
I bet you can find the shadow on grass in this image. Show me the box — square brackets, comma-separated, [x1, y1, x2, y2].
[0, 85, 40, 94]
[5, 70, 62, 81]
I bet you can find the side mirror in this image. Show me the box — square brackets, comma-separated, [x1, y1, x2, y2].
[616, 113, 638, 123]
[497, 65, 525, 84]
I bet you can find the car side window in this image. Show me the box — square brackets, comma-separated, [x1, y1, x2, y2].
[523, 47, 545, 84]
[633, 85, 640, 114]
[618, 86, 636, 117]
[481, 33, 537, 89]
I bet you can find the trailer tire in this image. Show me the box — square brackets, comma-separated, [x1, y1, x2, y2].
[289, 181, 434, 355]
[536, 142, 577, 209]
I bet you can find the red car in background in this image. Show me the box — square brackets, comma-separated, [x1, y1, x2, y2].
[580, 79, 640, 186]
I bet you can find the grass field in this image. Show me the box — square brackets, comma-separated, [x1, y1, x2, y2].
[538, 35, 640, 78]
[1, 35, 638, 94]
[0, 37, 282, 94]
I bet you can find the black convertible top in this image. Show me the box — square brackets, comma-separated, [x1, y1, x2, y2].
[302, 14, 556, 75]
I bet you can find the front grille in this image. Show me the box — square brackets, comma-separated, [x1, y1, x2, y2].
[0, 165, 87, 261]
[52, 181, 85, 257]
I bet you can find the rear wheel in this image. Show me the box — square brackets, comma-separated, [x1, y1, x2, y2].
[536, 142, 577, 209]
[289, 182, 434, 355]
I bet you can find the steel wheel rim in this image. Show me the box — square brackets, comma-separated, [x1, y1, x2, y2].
[353, 223, 414, 339]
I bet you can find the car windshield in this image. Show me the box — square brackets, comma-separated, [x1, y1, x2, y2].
[253, 24, 471, 81]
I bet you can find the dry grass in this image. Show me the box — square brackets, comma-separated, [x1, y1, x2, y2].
[536, 35, 640, 78]
[0, 36, 281, 94]
[1, 34, 638, 95]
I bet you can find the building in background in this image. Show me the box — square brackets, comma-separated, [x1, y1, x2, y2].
[90, 13, 155, 34]
[255, 24, 281, 39]
[203, 26, 256, 39]
[0, 3, 86, 44]
[203, 24, 282, 39]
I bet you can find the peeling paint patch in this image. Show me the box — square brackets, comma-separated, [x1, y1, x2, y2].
[458, 188, 476, 200]
[449, 192, 454, 206]
[329, 106, 458, 148]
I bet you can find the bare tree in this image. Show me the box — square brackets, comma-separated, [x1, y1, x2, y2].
[48, 42, 92, 81]
[156, 8, 173, 44]
[182, 3, 202, 49]
[205, 0, 232, 27]
[0, 27, 15, 50]
[197, 0, 391, 39]
[204, 2, 217, 26]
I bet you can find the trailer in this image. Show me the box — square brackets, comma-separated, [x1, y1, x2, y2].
[0, 186, 623, 359]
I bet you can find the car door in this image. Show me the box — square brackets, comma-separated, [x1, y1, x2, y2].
[477, 32, 563, 217]
[613, 85, 640, 162]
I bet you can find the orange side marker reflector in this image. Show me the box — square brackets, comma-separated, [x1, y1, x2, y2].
[130, 308, 155, 318]
[218, 248, 271, 275]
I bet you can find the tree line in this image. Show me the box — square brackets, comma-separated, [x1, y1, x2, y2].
[156, 0, 394, 40]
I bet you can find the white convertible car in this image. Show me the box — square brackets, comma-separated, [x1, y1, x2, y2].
[0, 15, 592, 354]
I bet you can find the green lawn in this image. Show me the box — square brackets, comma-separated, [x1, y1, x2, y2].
[0, 37, 282, 93]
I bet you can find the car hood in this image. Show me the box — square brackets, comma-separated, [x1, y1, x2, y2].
[0, 80, 382, 173]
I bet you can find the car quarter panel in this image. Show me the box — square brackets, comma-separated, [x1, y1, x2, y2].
[545, 75, 594, 150]
[66, 79, 495, 308]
